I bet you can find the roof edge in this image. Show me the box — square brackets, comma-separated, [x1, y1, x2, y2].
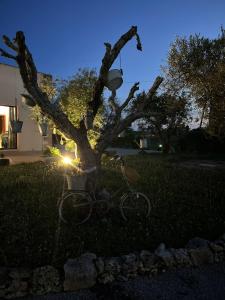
[0, 62, 51, 77]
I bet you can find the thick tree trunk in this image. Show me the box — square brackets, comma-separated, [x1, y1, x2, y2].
[208, 97, 225, 137]
[76, 137, 102, 193]
[199, 101, 207, 128]
[0, 28, 163, 192]
[76, 138, 97, 170]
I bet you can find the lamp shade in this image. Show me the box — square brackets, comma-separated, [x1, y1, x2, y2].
[106, 69, 123, 91]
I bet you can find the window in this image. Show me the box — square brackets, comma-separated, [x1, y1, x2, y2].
[0, 105, 17, 149]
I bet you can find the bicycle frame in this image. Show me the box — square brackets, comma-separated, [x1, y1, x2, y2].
[58, 155, 151, 224]
[117, 156, 135, 193]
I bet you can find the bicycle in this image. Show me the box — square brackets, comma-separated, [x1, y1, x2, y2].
[58, 155, 152, 225]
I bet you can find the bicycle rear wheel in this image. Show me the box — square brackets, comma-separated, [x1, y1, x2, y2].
[120, 192, 151, 221]
[59, 192, 92, 225]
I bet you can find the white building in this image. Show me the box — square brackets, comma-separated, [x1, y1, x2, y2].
[0, 63, 52, 152]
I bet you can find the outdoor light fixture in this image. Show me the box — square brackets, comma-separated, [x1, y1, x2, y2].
[62, 156, 72, 165]
[106, 69, 123, 91]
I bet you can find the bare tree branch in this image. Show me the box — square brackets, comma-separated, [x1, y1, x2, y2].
[136, 76, 163, 112]
[135, 32, 142, 51]
[120, 82, 139, 111]
[104, 42, 111, 57]
[1, 31, 86, 150]
[0, 48, 16, 60]
[97, 109, 154, 153]
[20, 93, 35, 103]
[146, 76, 164, 98]
[15, 31, 38, 83]
[89, 26, 142, 118]
[97, 76, 163, 153]
[3, 35, 18, 51]
[108, 90, 119, 114]
[1, 27, 161, 171]
[97, 110, 142, 153]
[110, 26, 142, 60]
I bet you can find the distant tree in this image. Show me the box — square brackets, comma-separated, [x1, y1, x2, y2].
[164, 28, 225, 137]
[139, 93, 190, 153]
[110, 126, 139, 149]
[0, 27, 163, 190]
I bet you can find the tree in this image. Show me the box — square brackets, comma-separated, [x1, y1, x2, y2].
[0, 26, 163, 188]
[139, 93, 190, 153]
[30, 73, 57, 130]
[164, 28, 225, 137]
[30, 69, 103, 151]
[55, 68, 104, 150]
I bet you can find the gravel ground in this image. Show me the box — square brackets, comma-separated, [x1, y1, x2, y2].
[22, 263, 225, 300]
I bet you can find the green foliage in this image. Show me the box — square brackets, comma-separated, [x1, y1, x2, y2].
[31, 74, 57, 123]
[1, 157, 225, 267]
[146, 94, 189, 128]
[177, 128, 225, 154]
[140, 93, 190, 153]
[31, 69, 104, 150]
[165, 27, 225, 136]
[59, 68, 104, 148]
[110, 127, 139, 149]
[59, 69, 97, 124]
[49, 146, 61, 157]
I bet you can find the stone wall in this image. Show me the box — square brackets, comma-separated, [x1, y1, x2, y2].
[0, 235, 225, 298]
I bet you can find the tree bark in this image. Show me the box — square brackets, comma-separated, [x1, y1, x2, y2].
[199, 102, 207, 128]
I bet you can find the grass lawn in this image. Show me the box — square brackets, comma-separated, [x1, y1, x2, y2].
[0, 155, 225, 268]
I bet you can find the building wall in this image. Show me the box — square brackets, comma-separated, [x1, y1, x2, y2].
[140, 135, 161, 150]
[0, 63, 51, 151]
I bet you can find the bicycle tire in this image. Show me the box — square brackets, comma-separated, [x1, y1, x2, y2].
[120, 192, 151, 221]
[59, 191, 93, 225]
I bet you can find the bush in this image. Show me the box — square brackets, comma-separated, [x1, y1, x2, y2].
[0, 157, 10, 166]
[177, 128, 225, 154]
[110, 136, 139, 149]
[110, 128, 139, 149]
[42, 146, 58, 157]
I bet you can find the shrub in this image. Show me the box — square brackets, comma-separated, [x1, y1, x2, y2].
[177, 128, 225, 154]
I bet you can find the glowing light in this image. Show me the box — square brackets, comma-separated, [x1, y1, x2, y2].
[62, 156, 72, 165]
[159, 144, 163, 148]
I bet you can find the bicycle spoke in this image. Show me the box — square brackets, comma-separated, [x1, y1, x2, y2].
[120, 192, 151, 221]
[72, 202, 91, 209]
[59, 192, 92, 225]
[122, 206, 138, 210]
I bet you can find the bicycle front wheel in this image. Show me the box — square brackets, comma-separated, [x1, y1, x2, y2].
[59, 192, 93, 225]
[120, 192, 151, 222]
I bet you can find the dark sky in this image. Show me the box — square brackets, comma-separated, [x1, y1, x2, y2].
[1, 0, 225, 98]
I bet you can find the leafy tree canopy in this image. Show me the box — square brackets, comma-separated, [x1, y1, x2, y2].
[139, 93, 190, 153]
[164, 27, 225, 136]
[59, 68, 104, 148]
[32, 68, 104, 150]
